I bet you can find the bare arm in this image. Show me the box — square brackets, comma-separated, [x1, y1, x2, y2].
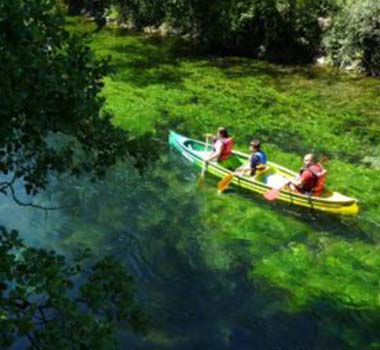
[235, 162, 251, 174]
[291, 176, 302, 187]
[206, 140, 223, 162]
[235, 155, 256, 175]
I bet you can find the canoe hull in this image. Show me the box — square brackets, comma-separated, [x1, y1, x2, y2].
[169, 131, 359, 215]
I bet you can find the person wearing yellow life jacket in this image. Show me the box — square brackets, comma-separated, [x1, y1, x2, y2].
[289, 154, 327, 196]
[205, 127, 240, 170]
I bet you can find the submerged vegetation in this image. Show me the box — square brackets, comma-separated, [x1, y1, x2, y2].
[4, 153, 380, 349]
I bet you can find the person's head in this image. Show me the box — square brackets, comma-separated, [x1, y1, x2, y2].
[217, 127, 229, 138]
[250, 139, 261, 152]
[303, 153, 314, 167]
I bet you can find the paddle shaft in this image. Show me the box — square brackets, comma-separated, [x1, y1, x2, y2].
[199, 137, 210, 180]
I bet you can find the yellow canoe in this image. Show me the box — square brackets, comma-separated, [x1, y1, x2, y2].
[169, 131, 359, 215]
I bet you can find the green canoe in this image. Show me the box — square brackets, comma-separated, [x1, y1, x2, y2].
[169, 131, 359, 215]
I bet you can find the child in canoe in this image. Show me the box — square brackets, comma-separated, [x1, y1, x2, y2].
[235, 139, 268, 176]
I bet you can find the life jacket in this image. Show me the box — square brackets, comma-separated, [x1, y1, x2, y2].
[215, 137, 234, 161]
[299, 163, 325, 196]
[255, 151, 267, 165]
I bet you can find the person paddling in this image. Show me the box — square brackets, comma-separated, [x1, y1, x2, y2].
[205, 127, 240, 170]
[288, 153, 327, 196]
[235, 139, 268, 176]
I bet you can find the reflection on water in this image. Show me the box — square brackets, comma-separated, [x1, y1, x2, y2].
[1, 153, 380, 349]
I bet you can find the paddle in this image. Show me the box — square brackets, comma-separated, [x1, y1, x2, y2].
[263, 186, 286, 201]
[263, 156, 328, 201]
[218, 163, 269, 193]
[218, 173, 235, 193]
[197, 136, 211, 187]
[218, 168, 251, 193]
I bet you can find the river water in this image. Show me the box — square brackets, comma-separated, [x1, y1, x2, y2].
[1, 150, 379, 350]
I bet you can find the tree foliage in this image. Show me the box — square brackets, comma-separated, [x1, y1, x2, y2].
[0, 0, 158, 201]
[0, 2, 150, 346]
[64, 0, 86, 15]
[65, 0, 379, 74]
[323, 0, 380, 76]
[166, 0, 329, 61]
[0, 227, 145, 349]
[70, 0, 334, 62]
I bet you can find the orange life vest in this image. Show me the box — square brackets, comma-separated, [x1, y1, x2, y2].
[219, 137, 234, 161]
[300, 163, 326, 196]
[311, 164, 326, 196]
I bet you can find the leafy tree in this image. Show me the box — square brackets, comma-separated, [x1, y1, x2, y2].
[164, 0, 334, 61]
[0, 0, 158, 203]
[0, 1, 149, 347]
[63, 0, 380, 68]
[112, 0, 166, 29]
[0, 227, 145, 349]
[62, 0, 86, 15]
[68, 0, 333, 61]
[323, 0, 380, 76]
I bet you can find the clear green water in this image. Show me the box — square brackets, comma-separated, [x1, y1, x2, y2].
[3, 16, 380, 349]
[2, 153, 380, 349]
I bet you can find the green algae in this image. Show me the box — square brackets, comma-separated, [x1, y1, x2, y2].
[2, 152, 379, 348]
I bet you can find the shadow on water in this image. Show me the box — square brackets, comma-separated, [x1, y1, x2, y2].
[1, 153, 380, 349]
[221, 181, 376, 245]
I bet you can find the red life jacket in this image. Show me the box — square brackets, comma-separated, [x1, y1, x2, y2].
[219, 137, 234, 161]
[300, 164, 326, 196]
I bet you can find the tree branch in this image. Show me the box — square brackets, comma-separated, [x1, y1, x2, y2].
[7, 182, 76, 212]
[0, 173, 17, 193]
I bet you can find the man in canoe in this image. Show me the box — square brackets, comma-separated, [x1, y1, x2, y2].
[288, 153, 327, 196]
[205, 127, 240, 170]
[235, 139, 268, 176]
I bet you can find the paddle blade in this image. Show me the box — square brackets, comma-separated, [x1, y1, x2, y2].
[218, 174, 234, 193]
[263, 188, 281, 201]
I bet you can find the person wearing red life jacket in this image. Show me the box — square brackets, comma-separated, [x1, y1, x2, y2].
[205, 127, 240, 170]
[288, 153, 327, 196]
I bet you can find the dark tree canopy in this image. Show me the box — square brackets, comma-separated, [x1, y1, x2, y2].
[69, 0, 332, 62]
[0, 0, 141, 200]
[0, 1, 148, 347]
[67, 0, 380, 74]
